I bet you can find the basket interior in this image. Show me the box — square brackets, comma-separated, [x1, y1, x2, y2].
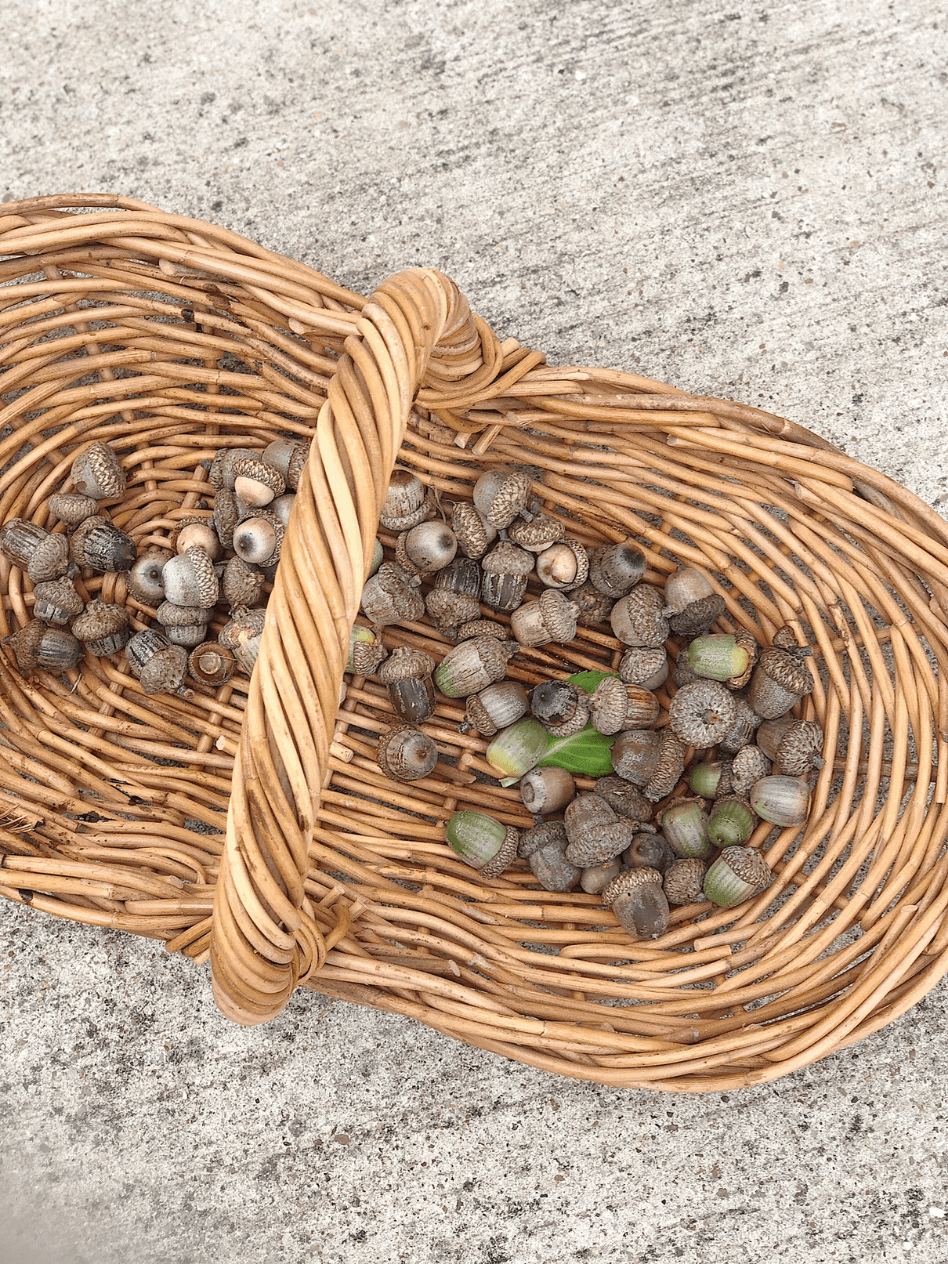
[3, 203, 948, 1089]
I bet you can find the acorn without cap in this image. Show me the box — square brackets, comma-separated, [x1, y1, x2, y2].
[535, 539, 589, 590]
[520, 766, 576, 815]
[602, 867, 669, 938]
[376, 723, 438, 783]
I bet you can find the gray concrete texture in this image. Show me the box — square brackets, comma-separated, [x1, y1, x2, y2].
[1, 0, 947, 1260]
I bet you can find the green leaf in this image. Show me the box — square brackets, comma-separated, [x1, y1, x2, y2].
[537, 722, 616, 776]
[566, 668, 620, 696]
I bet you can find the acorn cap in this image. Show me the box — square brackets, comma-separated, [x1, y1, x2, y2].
[360, 562, 425, 627]
[31, 577, 84, 621]
[478, 826, 521, 880]
[507, 514, 565, 552]
[27, 532, 70, 583]
[755, 647, 814, 696]
[72, 599, 130, 643]
[668, 679, 737, 747]
[70, 441, 126, 499]
[619, 645, 667, 687]
[610, 585, 670, 647]
[4, 620, 50, 675]
[425, 588, 481, 628]
[231, 455, 286, 503]
[663, 858, 708, 906]
[221, 555, 266, 608]
[601, 865, 664, 906]
[530, 588, 581, 642]
[213, 487, 240, 551]
[481, 539, 535, 576]
[47, 493, 99, 529]
[208, 447, 260, 490]
[569, 581, 615, 627]
[593, 776, 652, 823]
[454, 619, 509, 642]
[377, 645, 436, 684]
[156, 600, 209, 629]
[379, 489, 438, 532]
[451, 501, 496, 559]
[188, 641, 237, 685]
[730, 744, 771, 795]
[519, 820, 569, 858]
[668, 593, 727, 638]
[285, 441, 310, 491]
[218, 606, 267, 650]
[717, 695, 762, 754]
[644, 730, 687, 802]
[565, 817, 635, 867]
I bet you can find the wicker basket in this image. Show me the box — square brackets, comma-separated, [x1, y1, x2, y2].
[2, 195, 948, 1091]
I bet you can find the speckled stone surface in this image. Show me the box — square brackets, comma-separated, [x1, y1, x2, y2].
[2, 2, 948, 1262]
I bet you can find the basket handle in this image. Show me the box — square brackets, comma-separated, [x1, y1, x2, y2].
[210, 269, 500, 1024]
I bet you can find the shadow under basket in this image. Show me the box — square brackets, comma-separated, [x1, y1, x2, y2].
[2, 196, 948, 1091]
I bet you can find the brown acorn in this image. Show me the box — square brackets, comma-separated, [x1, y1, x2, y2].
[377, 646, 437, 723]
[588, 676, 660, 735]
[472, 466, 533, 529]
[569, 581, 615, 627]
[71, 600, 131, 656]
[70, 516, 137, 573]
[519, 766, 576, 815]
[454, 618, 509, 643]
[70, 441, 126, 500]
[450, 501, 497, 558]
[4, 620, 82, 675]
[360, 563, 425, 627]
[643, 731, 687, 802]
[623, 832, 674, 874]
[0, 520, 51, 571]
[747, 647, 814, 720]
[564, 793, 635, 866]
[31, 577, 84, 624]
[162, 547, 219, 609]
[588, 540, 647, 598]
[188, 641, 238, 686]
[593, 776, 652, 824]
[480, 540, 534, 612]
[221, 555, 266, 609]
[663, 858, 709, 906]
[530, 680, 590, 737]
[535, 540, 589, 590]
[174, 517, 223, 561]
[510, 589, 580, 647]
[717, 695, 763, 755]
[519, 820, 581, 892]
[231, 455, 285, 508]
[126, 547, 172, 606]
[580, 859, 624, 894]
[208, 446, 260, 491]
[124, 629, 188, 694]
[610, 729, 662, 787]
[610, 585, 670, 647]
[47, 493, 98, 530]
[756, 718, 825, 776]
[397, 521, 458, 575]
[380, 469, 427, 528]
[507, 514, 564, 553]
[729, 744, 771, 796]
[376, 723, 438, 783]
[601, 867, 669, 938]
[425, 557, 482, 630]
[232, 511, 284, 567]
[156, 601, 210, 648]
[263, 437, 310, 490]
[668, 679, 737, 747]
[218, 607, 267, 674]
[618, 645, 669, 691]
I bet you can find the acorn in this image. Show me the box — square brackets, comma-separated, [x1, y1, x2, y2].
[480, 540, 534, 612]
[663, 858, 709, 906]
[380, 469, 427, 529]
[580, 859, 624, 894]
[589, 676, 660, 735]
[70, 441, 126, 500]
[602, 868, 669, 938]
[156, 601, 210, 648]
[460, 679, 530, 736]
[188, 641, 237, 686]
[747, 647, 814, 720]
[623, 832, 674, 874]
[618, 646, 669, 691]
[707, 796, 757, 849]
[428, 557, 482, 606]
[213, 487, 240, 551]
[685, 634, 752, 685]
[729, 745, 771, 796]
[454, 618, 509, 643]
[668, 679, 737, 747]
[268, 493, 296, 529]
[671, 658, 699, 688]
[376, 723, 438, 783]
[174, 517, 223, 560]
[610, 585, 669, 647]
[70, 516, 137, 573]
[124, 629, 188, 694]
[611, 729, 686, 802]
[162, 547, 219, 609]
[535, 539, 589, 590]
[507, 514, 565, 553]
[568, 581, 615, 627]
[231, 455, 285, 508]
[749, 775, 810, 827]
[262, 438, 309, 491]
[669, 595, 729, 639]
[593, 776, 652, 824]
[717, 696, 763, 755]
[451, 501, 497, 559]
[660, 797, 714, 859]
[208, 446, 260, 491]
[221, 555, 266, 609]
[218, 607, 267, 674]
[519, 820, 581, 892]
[3, 620, 82, 675]
[398, 521, 458, 575]
[46, 493, 98, 530]
[564, 793, 635, 866]
[71, 600, 131, 656]
[445, 810, 519, 879]
[0, 519, 69, 581]
[425, 588, 481, 633]
[367, 537, 384, 578]
[125, 546, 171, 607]
[756, 718, 825, 776]
[510, 589, 580, 647]
[663, 569, 727, 638]
[232, 511, 284, 567]
[347, 626, 387, 675]
[588, 540, 647, 598]
[531, 679, 590, 737]
[703, 846, 774, 909]
[472, 466, 533, 529]
[434, 636, 517, 698]
[378, 646, 437, 722]
[31, 577, 84, 625]
[485, 719, 548, 780]
[520, 766, 576, 815]
[360, 562, 425, 627]
[686, 759, 732, 799]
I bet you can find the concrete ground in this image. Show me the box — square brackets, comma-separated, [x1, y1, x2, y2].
[2, 1, 947, 1261]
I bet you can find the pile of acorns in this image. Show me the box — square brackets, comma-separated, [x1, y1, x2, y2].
[0, 437, 309, 692]
[357, 464, 825, 942]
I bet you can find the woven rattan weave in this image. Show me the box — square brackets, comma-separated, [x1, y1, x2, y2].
[2, 195, 948, 1091]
